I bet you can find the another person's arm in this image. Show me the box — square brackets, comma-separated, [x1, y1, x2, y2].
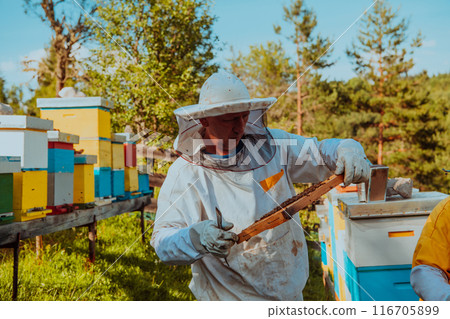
[411, 197, 450, 300]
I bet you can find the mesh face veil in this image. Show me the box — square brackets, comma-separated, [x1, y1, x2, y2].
[173, 72, 277, 171]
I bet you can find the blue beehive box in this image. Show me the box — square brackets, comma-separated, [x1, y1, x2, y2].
[48, 148, 74, 173]
[94, 167, 112, 197]
[112, 169, 125, 197]
[138, 173, 151, 195]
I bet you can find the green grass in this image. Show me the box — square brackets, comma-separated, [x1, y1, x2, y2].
[0, 213, 194, 301]
[0, 211, 330, 301]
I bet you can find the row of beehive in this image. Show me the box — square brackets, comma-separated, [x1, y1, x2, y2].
[37, 96, 150, 200]
[317, 187, 448, 301]
[0, 96, 152, 223]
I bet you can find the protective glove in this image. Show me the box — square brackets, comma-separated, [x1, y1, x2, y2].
[189, 219, 238, 258]
[335, 140, 370, 186]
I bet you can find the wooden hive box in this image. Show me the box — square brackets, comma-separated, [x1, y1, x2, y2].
[112, 169, 125, 197]
[0, 116, 53, 169]
[124, 167, 139, 192]
[111, 133, 126, 170]
[47, 131, 79, 173]
[94, 167, 112, 198]
[37, 97, 113, 139]
[73, 155, 97, 204]
[0, 156, 21, 216]
[115, 133, 137, 167]
[75, 138, 111, 168]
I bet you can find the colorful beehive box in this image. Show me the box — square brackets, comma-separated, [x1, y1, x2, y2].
[0, 156, 21, 224]
[138, 173, 151, 195]
[47, 173, 74, 206]
[112, 169, 125, 197]
[111, 133, 126, 170]
[0, 116, 53, 169]
[47, 131, 79, 214]
[94, 167, 112, 198]
[13, 170, 50, 222]
[124, 166, 139, 192]
[324, 188, 357, 301]
[116, 133, 137, 167]
[73, 155, 96, 204]
[37, 97, 113, 139]
[331, 191, 449, 301]
[76, 138, 111, 168]
[47, 130, 78, 173]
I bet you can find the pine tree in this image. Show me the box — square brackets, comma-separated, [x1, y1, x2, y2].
[274, 0, 333, 135]
[346, 0, 423, 165]
[228, 41, 296, 131]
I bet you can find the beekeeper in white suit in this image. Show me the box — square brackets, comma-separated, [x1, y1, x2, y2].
[151, 71, 370, 300]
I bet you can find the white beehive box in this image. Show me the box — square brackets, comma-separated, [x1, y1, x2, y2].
[0, 116, 53, 169]
[47, 130, 80, 144]
[338, 191, 449, 267]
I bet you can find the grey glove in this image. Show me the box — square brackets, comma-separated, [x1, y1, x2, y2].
[335, 140, 371, 186]
[189, 219, 238, 258]
[386, 178, 413, 198]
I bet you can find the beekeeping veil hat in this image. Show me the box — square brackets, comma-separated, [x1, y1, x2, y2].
[173, 71, 277, 170]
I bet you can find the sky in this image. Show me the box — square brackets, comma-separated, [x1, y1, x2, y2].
[0, 0, 449, 100]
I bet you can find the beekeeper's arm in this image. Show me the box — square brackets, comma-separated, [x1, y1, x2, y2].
[268, 128, 370, 185]
[411, 198, 450, 300]
[150, 164, 237, 265]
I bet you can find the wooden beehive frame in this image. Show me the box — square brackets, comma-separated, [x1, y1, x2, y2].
[237, 174, 344, 244]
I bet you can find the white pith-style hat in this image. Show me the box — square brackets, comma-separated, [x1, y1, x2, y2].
[174, 71, 276, 120]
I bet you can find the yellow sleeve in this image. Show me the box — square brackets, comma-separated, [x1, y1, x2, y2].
[412, 197, 450, 280]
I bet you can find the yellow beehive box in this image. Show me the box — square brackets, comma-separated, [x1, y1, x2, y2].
[13, 170, 48, 211]
[75, 139, 111, 168]
[111, 133, 126, 170]
[125, 167, 139, 192]
[37, 97, 113, 139]
[73, 164, 95, 204]
[40, 108, 111, 139]
[14, 209, 50, 222]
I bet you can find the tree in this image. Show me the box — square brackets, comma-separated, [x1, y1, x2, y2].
[22, 42, 79, 117]
[228, 41, 296, 131]
[24, 0, 96, 95]
[0, 76, 26, 115]
[274, 0, 334, 135]
[84, 0, 218, 137]
[346, 0, 423, 165]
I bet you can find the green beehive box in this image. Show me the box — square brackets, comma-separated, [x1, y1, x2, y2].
[0, 173, 13, 214]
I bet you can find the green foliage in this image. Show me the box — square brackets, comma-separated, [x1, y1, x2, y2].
[228, 41, 296, 131]
[85, 0, 219, 137]
[0, 76, 26, 115]
[346, 0, 424, 165]
[22, 42, 79, 117]
[274, 0, 334, 134]
[0, 214, 194, 301]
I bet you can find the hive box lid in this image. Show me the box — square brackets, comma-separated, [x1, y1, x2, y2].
[338, 191, 449, 219]
[47, 130, 80, 144]
[115, 132, 137, 143]
[37, 97, 114, 109]
[111, 133, 127, 143]
[74, 154, 97, 164]
[0, 115, 53, 131]
[0, 156, 21, 173]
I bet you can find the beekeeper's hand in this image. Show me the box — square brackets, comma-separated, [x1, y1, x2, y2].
[189, 219, 238, 258]
[335, 140, 370, 186]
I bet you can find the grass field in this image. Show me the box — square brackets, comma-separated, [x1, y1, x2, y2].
[0, 211, 331, 301]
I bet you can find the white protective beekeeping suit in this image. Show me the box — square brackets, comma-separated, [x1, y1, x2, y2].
[151, 71, 368, 300]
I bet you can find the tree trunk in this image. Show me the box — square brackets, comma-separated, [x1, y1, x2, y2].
[296, 48, 302, 136]
[378, 121, 383, 164]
